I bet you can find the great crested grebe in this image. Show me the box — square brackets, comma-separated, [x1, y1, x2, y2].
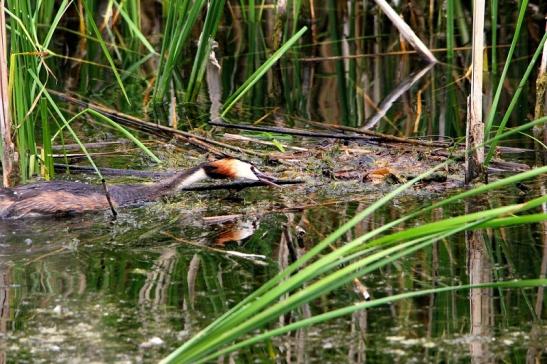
[0, 158, 277, 219]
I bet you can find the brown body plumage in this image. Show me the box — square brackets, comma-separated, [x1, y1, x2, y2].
[0, 159, 275, 218]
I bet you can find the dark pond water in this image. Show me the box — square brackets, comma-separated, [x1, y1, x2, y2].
[0, 177, 546, 363]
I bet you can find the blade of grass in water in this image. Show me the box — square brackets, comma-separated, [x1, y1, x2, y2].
[241, 0, 267, 108]
[221, 26, 308, 117]
[153, 0, 206, 103]
[483, 0, 528, 138]
[39, 98, 53, 179]
[168, 154, 547, 361]
[327, 0, 349, 125]
[29, 71, 103, 178]
[485, 31, 547, 165]
[445, 0, 462, 136]
[490, 0, 498, 78]
[185, 0, 226, 102]
[49, 108, 161, 164]
[196, 278, 547, 363]
[114, 0, 158, 55]
[446, 0, 454, 60]
[153, 0, 179, 95]
[81, 1, 131, 105]
[164, 194, 547, 362]
[347, 1, 357, 124]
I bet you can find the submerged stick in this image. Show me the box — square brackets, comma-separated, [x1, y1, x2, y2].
[162, 232, 268, 265]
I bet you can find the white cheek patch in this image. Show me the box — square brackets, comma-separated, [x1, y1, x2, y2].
[240, 167, 259, 180]
[233, 161, 259, 180]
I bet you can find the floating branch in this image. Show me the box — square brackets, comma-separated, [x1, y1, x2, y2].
[181, 179, 304, 191]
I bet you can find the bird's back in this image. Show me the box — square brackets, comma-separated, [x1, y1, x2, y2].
[0, 181, 109, 218]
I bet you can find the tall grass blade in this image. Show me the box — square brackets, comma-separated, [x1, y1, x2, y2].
[81, 1, 131, 105]
[485, 32, 547, 164]
[185, 0, 226, 102]
[326, 0, 349, 124]
[490, 0, 498, 77]
[153, 0, 206, 103]
[114, 1, 158, 55]
[197, 279, 547, 363]
[163, 192, 547, 362]
[29, 71, 103, 178]
[221, 26, 307, 117]
[484, 0, 528, 137]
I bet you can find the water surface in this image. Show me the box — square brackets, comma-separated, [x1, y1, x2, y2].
[1, 179, 546, 363]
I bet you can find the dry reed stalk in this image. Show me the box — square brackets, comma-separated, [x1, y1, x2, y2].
[465, 0, 485, 183]
[0, 0, 18, 186]
[373, 0, 437, 63]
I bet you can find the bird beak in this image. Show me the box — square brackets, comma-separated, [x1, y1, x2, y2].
[253, 169, 282, 188]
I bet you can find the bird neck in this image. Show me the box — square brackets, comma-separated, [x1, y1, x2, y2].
[159, 166, 209, 192]
[106, 166, 211, 207]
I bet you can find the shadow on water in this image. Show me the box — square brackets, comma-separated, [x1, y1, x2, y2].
[0, 179, 546, 363]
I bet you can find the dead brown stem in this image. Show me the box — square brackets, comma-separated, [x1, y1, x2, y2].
[0, 0, 18, 187]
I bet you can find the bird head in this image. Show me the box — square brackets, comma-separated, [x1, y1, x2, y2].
[203, 158, 280, 187]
